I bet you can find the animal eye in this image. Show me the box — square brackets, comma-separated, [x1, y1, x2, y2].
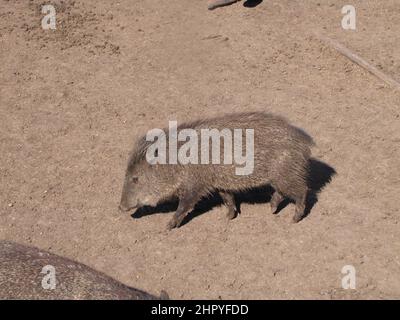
[131, 176, 138, 183]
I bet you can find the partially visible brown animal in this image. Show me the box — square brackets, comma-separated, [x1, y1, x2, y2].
[208, 0, 239, 10]
[0, 241, 167, 300]
[120, 112, 315, 230]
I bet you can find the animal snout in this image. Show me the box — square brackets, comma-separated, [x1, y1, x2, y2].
[118, 203, 129, 212]
[119, 201, 138, 212]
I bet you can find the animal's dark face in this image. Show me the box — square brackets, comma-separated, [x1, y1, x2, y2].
[119, 173, 139, 212]
[119, 161, 159, 212]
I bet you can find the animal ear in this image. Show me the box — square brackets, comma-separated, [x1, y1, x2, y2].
[154, 148, 159, 157]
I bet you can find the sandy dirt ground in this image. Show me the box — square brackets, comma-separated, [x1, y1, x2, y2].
[1, 0, 399, 299]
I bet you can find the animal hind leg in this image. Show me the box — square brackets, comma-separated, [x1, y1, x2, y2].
[220, 191, 238, 220]
[292, 189, 308, 223]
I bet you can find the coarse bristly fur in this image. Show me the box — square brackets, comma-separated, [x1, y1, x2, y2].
[0, 241, 168, 300]
[120, 111, 315, 230]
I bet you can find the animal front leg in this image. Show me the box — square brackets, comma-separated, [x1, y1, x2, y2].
[167, 190, 203, 230]
[220, 191, 238, 220]
[270, 190, 284, 214]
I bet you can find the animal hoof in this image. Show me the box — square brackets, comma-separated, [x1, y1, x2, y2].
[167, 219, 177, 230]
[226, 209, 237, 220]
[292, 214, 303, 223]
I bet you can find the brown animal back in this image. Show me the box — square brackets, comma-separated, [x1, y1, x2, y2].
[130, 111, 314, 166]
[0, 241, 162, 300]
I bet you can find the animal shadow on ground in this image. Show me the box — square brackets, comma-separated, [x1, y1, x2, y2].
[131, 158, 336, 227]
[243, 0, 263, 8]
